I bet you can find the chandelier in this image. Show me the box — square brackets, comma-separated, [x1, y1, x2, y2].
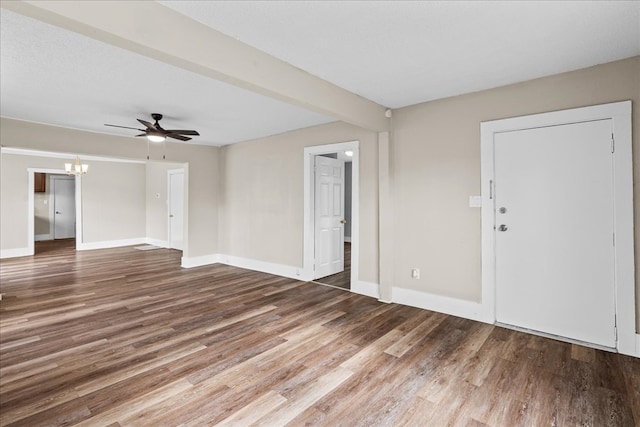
[65, 156, 89, 175]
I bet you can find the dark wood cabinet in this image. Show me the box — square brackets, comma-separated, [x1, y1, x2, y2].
[34, 173, 46, 192]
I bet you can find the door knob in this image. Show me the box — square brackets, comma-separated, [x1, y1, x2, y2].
[55, 211, 61, 214]
[498, 224, 508, 232]
[169, 214, 174, 218]
[340, 219, 347, 224]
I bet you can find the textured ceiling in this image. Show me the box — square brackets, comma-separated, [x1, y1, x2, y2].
[0, 8, 334, 146]
[1, 1, 639, 147]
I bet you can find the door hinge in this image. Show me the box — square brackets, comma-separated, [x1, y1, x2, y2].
[611, 133, 615, 153]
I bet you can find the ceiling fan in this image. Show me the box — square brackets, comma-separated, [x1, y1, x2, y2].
[105, 113, 200, 142]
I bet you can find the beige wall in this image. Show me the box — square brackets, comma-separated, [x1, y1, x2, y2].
[392, 56, 639, 328]
[1, 57, 637, 331]
[81, 161, 146, 243]
[0, 154, 35, 249]
[0, 153, 146, 248]
[0, 119, 220, 258]
[219, 121, 380, 283]
[34, 185, 50, 237]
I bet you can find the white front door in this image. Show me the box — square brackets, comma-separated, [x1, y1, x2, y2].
[168, 170, 184, 250]
[314, 156, 345, 279]
[494, 119, 616, 347]
[52, 176, 75, 239]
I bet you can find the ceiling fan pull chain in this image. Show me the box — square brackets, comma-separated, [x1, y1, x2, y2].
[163, 140, 166, 160]
[147, 139, 150, 160]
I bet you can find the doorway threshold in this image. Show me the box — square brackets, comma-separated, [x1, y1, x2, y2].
[310, 281, 350, 292]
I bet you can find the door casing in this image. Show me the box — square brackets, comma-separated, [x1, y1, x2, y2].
[167, 168, 185, 251]
[480, 101, 635, 355]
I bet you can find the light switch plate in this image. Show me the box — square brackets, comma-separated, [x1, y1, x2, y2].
[469, 196, 482, 208]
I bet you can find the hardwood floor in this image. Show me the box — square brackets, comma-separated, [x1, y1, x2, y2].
[313, 243, 351, 290]
[0, 241, 638, 426]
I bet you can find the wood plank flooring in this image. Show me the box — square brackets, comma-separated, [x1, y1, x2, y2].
[1, 240, 638, 426]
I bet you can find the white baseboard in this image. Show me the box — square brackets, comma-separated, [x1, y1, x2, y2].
[4, 238, 167, 258]
[636, 334, 640, 358]
[0, 247, 31, 259]
[218, 254, 303, 280]
[351, 280, 379, 299]
[344, 236, 352, 243]
[392, 286, 494, 324]
[181, 253, 221, 268]
[77, 237, 147, 251]
[181, 252, 304, 281]
[146, 238, 169, 248]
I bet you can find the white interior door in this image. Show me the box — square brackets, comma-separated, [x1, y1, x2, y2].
[168, 170, 184, 250]
[314, 156, 345, 279]
[494, 119, 616, 347]
[53, 176, 75, 239]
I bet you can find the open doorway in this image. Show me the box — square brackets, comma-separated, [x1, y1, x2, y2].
[29, 168, 81, 256]
[303, 141, 359, 292]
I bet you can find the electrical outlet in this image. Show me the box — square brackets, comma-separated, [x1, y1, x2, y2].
[411, 268, 420, 279]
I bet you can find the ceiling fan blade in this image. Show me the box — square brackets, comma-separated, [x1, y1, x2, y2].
[167, 134, 191, 142]
[135, 133, 146, 137]
[137, 119, 157, 130]
[165, 130, 200, 136]
[105, 124, 145, 131]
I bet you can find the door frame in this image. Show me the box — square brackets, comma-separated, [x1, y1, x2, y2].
[480, 100, 635, 355]
[303, 141, 360, 291]
[167, 168, 185, 250]
[28, 168, 83, 254]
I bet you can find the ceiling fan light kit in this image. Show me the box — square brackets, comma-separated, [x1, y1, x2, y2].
[104, 113, 200, 143]
[147, 133, 166, 143]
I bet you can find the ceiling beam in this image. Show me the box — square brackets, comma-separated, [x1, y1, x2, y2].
[3, 0, 390, 132]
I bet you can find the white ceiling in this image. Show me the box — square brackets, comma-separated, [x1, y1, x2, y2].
[1, 1, 639, 147]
